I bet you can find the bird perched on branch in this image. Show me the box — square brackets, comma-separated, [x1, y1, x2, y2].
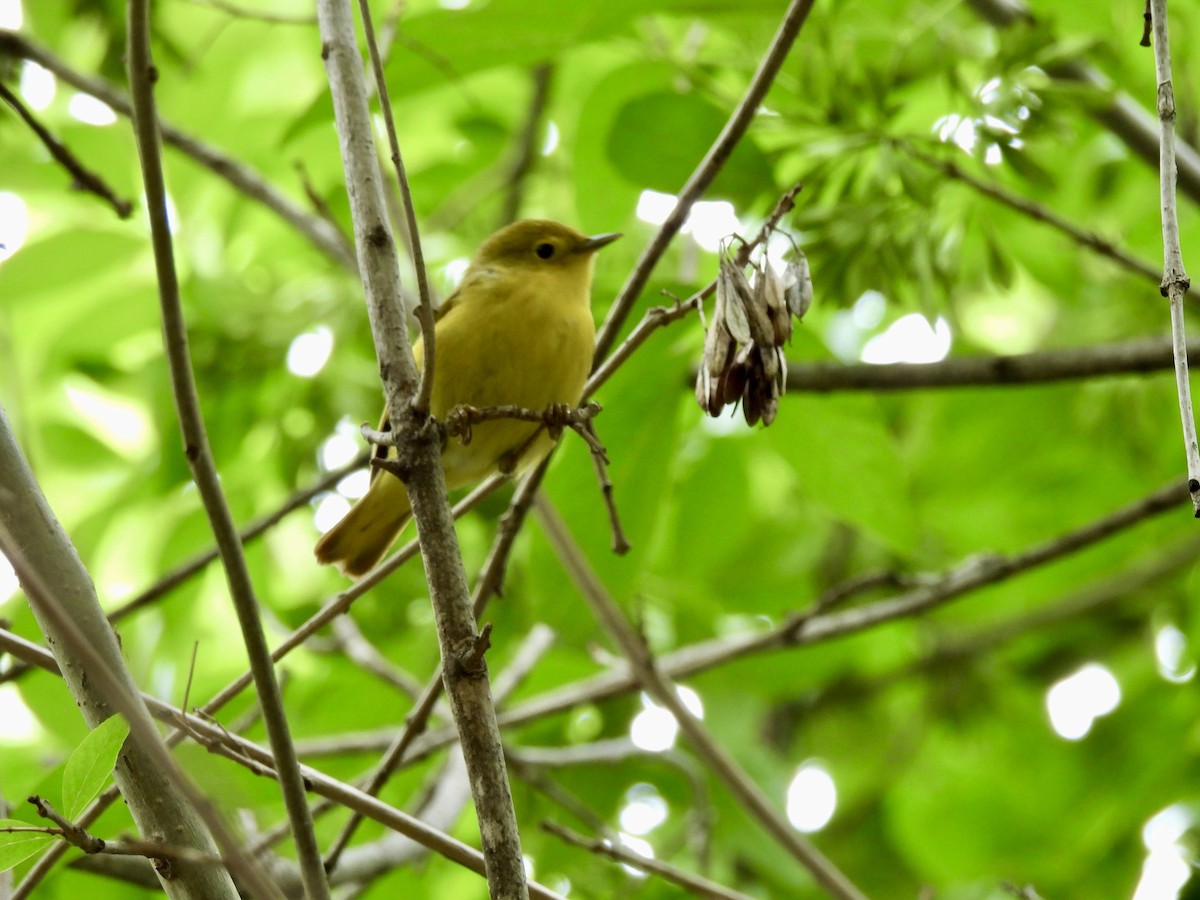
[315, 219, 620, 577]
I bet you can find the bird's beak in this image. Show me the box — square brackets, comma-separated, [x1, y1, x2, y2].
[579, 232, 622, 253]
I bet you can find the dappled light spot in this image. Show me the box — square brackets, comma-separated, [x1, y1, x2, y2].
[319, 420, 363, 471]
[542, 121, 559, 156]
[786, 762, 837, 833]
[337, 469, 370, 500]
[67, 92, 117, 126]
[1045, 662, 1121, 741]
[1134, 806, 1194, 900]
[0, 191, 29, 263]
[860, 313, 952, 364]
[286, 325, 334, 378]
[616, 833, 653, 878]
[1154, 625, 1195, 683]
[20, 60, 55, 111]
[0, 0, 21, 29]
[629, 688, 702, 752]
[65, 380, 154, 459]
[630, 703, 676, 752]
[313, 493, 350, 535]
[635, 189, 743, 252]
[619, 783, 668, 836]
[0, 684, 40, 742]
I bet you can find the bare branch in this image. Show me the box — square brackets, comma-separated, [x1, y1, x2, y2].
[1148, 0, 1200, 511]
[0, 31, 356, 270]
[0, 80, 132, 218]
[902, 141, 1160, 284]
[501, 64, 554, 226]
[593, 0, 816, 361]
[783, 336, 1199, 393]
[532, 495, 868, 900]
[542, 821, 755, 900]
[124, 5, 328, 896]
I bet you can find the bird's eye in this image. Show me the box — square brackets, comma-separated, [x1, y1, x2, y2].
[535, 242, 555, 259]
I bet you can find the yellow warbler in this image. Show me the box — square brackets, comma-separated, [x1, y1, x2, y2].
[314, 220, 620, 577]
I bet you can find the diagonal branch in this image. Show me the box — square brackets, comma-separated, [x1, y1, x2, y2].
[393, 480, 1188, 765]
[901, 141, 1160, 283]
[532, 495, 868, 900]
[0, 80, 132, 218]
[592, 0, 816, 361]
[0, 31, 356, 270]
[124, 5, 328, 897]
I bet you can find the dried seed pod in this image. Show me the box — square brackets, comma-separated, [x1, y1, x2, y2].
[784, 253, 813, 320]
[743, 264, 778, 347]
[720, 360, 748, 407]
[762, 264, 792, 345]
[718, 261, 753, 345]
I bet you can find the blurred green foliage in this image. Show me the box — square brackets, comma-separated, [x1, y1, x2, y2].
[2, 0, 1199, 897]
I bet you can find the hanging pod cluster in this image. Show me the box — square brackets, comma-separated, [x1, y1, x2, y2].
[695, 244, 812, 425]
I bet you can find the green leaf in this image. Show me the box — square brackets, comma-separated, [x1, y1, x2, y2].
[62, 715, 130, 821]
[606, 91, 775, 203]
[0, 821, 56, 873]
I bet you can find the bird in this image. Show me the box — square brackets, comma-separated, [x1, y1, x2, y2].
[314, 219, 620, 577]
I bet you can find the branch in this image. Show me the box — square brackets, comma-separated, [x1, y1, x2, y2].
[901, 141, 1160, 284]
[0, 31, 356, 270]
[0, 629, 568, 900]
[500, 63, 554, 226]
[0, 80, 132, 218]
[532, 496, 868, 900]
[542, 822, 755, 900]
[782, 335, 1198, 393]
[0, 506, 266, 897]
[1148, 0, 1200, 511]
[315, 2, 528, 896]
[356, 0, 437, 415]
[182, 0, 316, 25]
[393, 480, 1189, 765]
[592, 0, 815, 361]
[124, 5, 328, 897]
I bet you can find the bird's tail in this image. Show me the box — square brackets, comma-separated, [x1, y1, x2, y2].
[314, 475, 411, 578]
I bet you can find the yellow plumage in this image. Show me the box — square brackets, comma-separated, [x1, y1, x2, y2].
[314, 220, 619, 577]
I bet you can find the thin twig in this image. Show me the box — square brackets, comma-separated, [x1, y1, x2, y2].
[394, 480, 1189, 766]
[182, 0, 316, 25]
[356, 0, 437, 416]
[500, 64, 554, 226]
[1148, 0, 1200, 511]
[782, 335, 1200, 393]
[0, 528, 275, 899]
[0, 81, 132, 218]
[124, 5, 329, 897]
[593, 0, 815, 361]
[532, 495, 868, 900]
[542, 821, 755, 900]
[0, 32, 356, 270]
[902, 141, 1160, 284]
[0, 631, 568, 900]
